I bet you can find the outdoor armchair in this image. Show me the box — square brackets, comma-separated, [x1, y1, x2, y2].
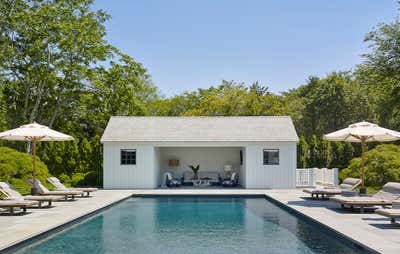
[221, 172, 239, 187]
[165, 172, 181, 187]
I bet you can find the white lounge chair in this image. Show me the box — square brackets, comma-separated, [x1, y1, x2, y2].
[47, 177, 98, 197]
[0, 182, 63, 207]
[375, 200, 400, 223]
[27, 179, 83, 200]
[303, 178, 361, 199]
[330, 182, 400, 213]
[0, 199, 38, 214]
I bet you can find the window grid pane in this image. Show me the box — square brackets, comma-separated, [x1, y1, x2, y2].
[263, 149, 279, 165]
[121, 149, 136, 165]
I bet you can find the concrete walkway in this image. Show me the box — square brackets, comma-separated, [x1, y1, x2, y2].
[1, 189, 399, 253]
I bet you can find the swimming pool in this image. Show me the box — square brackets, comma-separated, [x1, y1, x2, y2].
[12, 196, 368, 254]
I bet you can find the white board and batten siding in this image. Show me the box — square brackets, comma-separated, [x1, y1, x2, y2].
[244, 142, 296, 189]
[101, 116, 299, 189]
[103, 142, 158, 189]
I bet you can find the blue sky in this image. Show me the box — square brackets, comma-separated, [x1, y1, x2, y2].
[94, 0, 398, 97]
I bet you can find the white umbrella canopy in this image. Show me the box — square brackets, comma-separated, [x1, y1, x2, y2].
[324, 121, 400, 143]
[324, 121, 400, 191]
[0, 122, 73, 194]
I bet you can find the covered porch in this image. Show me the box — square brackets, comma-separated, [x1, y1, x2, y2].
[155, 146, 245, 188]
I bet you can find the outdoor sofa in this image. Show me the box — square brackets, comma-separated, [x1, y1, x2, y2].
[303, 178, 361, 199]
[181, 171, 222, 186]
[27, 179, 83, 201]
[0, 182, 63, 207]
[330, 182, 400, 213]
[47, 177, 98, 197]
[375, 200, 400, 224]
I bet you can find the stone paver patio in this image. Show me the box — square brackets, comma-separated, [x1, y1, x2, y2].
[1, 189, 399, 253]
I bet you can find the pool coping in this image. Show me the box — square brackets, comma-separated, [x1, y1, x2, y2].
[2, 192, 378, 254]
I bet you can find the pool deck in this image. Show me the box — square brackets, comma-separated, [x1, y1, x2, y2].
[1, 189, 399, 253]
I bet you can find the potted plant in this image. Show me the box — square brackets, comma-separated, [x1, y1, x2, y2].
[188, 164, 200, 180]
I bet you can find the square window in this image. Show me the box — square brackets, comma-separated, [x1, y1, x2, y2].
[263, 149, 279, 165]
[121, 149, 136, 165]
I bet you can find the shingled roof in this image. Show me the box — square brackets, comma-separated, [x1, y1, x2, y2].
[100, 116, 299, 142]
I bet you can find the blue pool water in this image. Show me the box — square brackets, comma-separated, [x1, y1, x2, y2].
[13, 197, 367, 254]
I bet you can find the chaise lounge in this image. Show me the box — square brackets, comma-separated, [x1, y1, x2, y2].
[330, 182, 400, 213]
[0, 182, 63, 207]
[303, 178, 361, 199]
[375, 200, 400, 224]
[28, 179, 83, 201]
[0, 199, 38, 215]
[47, 177, 98, 197]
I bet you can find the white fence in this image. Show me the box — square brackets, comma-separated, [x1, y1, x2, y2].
[296, 168, 338, 187]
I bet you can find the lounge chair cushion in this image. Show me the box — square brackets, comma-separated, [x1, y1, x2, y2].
[376, 209, 400, 218]
[48, 177, 98, 192]
[339, 178, 361, 190]
[330, 196, 392, 205]
[29, 179, 82, 196]
[0, 200, 38, 207]
[303, 188, 342, 195]
[373, 182, 400, 200]
[0, 182, 23, 199]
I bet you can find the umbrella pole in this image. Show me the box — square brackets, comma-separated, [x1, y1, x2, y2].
[360, 138, 367, 194]
[31, 139, 38, 195]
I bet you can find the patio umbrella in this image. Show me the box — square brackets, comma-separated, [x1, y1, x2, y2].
[0, 122, 73, 194]
[324, 121, 400, 192]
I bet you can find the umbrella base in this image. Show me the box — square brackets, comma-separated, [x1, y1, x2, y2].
[359, 187, 367, 194]
[31, 187, 39, 195]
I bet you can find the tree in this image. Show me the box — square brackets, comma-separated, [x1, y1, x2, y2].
[297, 136, 309, 168]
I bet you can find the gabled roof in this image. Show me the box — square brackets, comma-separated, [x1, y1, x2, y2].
[100, 116, 299, 142]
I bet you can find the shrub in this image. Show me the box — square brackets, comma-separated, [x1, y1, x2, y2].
[70, 171, 100, 187]
[71, 172, 85, 187]
[340, 144, 400, 187]
[0, 147, 49, 182]
[58, 173, 71, 185]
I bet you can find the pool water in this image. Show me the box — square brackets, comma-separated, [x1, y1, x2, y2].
[14, 197, 367, 254]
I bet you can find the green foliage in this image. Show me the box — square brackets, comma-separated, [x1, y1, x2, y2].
[297, 136, 309, 168]
[83, 171, 100, 187]
[58, 173, 71, 185]
[0, 147, 49, 182]
[71, 173, 86, 187]
[70, 171, 99, 187]
[340, 144, 400, 186]
[1, 1, 400, 189]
